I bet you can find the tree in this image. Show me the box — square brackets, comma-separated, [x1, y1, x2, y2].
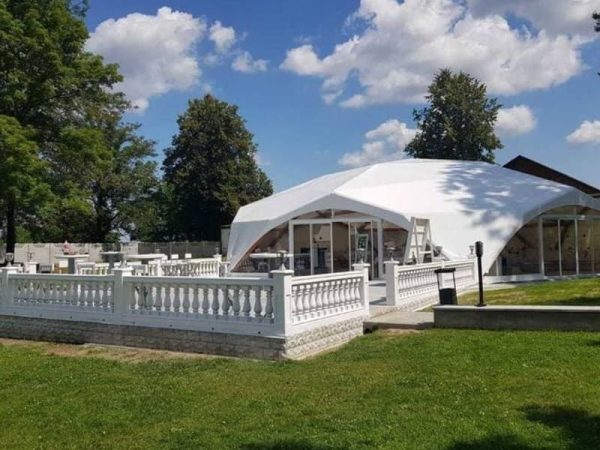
[41, 119, 159, 243]
[0, 115, 51, 249]
[405, 69, 502, 163]
[594, 11, 600, 31]
[0, 0, 124, 251]
[163, 95, 273, 241]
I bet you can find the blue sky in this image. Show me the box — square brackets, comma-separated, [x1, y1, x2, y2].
[85, 0, 600, 191]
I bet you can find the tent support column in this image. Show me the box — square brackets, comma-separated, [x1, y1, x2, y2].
[538, 217, 545, 277]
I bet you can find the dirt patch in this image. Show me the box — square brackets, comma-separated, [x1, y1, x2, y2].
[0, 338, 226, 363]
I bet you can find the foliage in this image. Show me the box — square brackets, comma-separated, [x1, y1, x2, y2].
[1, 329, 600, 448]
[0, 0, 159, 245]
[163, 95, 273, 241]
[405, 69, 503, 162]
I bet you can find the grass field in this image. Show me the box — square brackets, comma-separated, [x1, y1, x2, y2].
[458, 277, 600, 307]
[2, 329, 600, 449]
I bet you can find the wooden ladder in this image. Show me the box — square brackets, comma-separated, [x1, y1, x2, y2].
[403, 218, 433, 264]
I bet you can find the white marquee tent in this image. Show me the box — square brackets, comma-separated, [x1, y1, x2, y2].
[227, 159, 600, 274]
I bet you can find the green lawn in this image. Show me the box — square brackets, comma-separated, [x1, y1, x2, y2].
[459, 277, 600, 306]
[2, 330, 600, 449]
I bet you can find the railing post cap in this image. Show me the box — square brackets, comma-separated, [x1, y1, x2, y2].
[384, 260, 399, 266]
[352, 262, 370, 270]
[0, 266, 20, 273]
[270, 269, 294, 276]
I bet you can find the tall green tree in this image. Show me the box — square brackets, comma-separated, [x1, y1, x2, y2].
[0, 115, 51, 247]
[0, 0, 124, 251]
[405, 69, 502, 163]
[163, 95, 273, 241]
[40, 119, 159, 243]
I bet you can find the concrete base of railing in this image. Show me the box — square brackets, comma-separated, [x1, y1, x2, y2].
[0, 314, 366, 360]
[434, 305, 600, 331]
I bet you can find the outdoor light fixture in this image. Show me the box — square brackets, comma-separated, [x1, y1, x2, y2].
[5, 253, 14, 267]
[475, 241, 485, 307]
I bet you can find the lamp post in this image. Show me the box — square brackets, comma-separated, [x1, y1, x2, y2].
[475, 241, 485, 307]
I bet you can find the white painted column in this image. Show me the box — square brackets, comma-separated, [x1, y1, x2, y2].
[271, 269, 294, 337]
[0, 267, 20, 308]
[113, 267, 133, 316]
[384, 261, 399, 306]
[353, 262, 370, 314]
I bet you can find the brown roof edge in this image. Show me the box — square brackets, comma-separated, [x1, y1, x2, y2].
[503, 155, 600, 198]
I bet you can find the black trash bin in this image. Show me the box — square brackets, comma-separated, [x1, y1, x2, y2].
[434, 267, 457, 305]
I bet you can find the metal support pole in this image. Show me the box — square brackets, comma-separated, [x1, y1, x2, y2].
[475, 241, 485, 307]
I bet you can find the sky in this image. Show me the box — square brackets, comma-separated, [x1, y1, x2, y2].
[84, 0, 600, 192]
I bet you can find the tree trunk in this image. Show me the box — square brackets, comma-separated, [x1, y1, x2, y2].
[6, 195, 16, 254]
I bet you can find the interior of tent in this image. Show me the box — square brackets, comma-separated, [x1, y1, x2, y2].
[233, 209, 410, 279]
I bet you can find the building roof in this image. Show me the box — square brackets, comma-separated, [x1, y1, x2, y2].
[504, 155, 600, 198]
[228, 159, 600, 272]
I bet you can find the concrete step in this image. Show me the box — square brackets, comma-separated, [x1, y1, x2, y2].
[364, 311, 434, 332]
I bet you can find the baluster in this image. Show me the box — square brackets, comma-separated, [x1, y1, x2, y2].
[334, 280, 341, 308]
[222, 286, 230, 315]
[77, 281, 85, 306]
[201, 286, 210, 314]
[291, 285, 300, 316]
[153, 284, 163, 311]
[100, 281, 107, 309]
[192, 286, 200, 313]
[211, 286, 220, 315]
[265, 287, 273, 319]
[232, 287, 240, 316]
[302, 283, 310, 316]
[253, 285, 263, 317]
[162, 283, 171, 312]
[242, 286, 251, 317]
[182, 284, 190, 313]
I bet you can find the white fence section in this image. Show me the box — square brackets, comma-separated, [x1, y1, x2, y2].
[385, 259, 476, 310]
[161, 259, 221, 277]
[290, 270, 368, 331]
[0, 266, 370, 338]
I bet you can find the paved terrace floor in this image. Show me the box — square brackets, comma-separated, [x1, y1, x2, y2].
[366, 279, 518, 329]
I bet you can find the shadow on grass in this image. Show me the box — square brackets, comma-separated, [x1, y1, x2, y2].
[240, 441, 346, 450]
[446, 406, 600, 450]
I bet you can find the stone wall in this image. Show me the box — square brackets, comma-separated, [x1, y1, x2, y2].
[434, 305, 600, 331]
[0, 314, 365, 360]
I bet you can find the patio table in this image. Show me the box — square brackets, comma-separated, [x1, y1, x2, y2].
[55, 254, 89, 274]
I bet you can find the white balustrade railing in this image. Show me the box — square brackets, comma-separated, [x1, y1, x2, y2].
[161, 258, 220, 277]
[385, 259, 476, 310]
[10, 273, 114, 311]
[290, 271, 367, 324]
[125, 276, 275, 322]
[0, 265, 370, 337]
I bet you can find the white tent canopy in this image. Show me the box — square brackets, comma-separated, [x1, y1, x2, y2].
[228, 159, 600, 272]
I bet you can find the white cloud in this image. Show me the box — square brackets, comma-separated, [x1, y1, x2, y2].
[87, 7, 205, 112]
[339, 119, 417, 167]
[495, 105, 537, 137]
[209, 21, 236, 53]
[281, 0, 591, 108]
[468, 0, 600, 37]
[232, 51, 268, 73]
[567, 120, 600, 144]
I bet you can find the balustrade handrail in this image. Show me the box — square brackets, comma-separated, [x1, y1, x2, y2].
[11, 273, 114, 281]
[125, 275, 271, 286]
[291, 270, 364, 284]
